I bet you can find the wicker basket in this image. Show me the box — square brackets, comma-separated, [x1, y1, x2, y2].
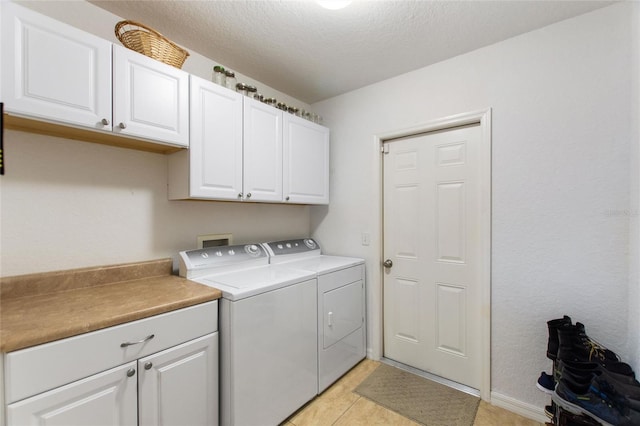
[115, 20, 189, 69]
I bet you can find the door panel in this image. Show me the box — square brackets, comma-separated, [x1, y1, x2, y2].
[7, 362, 137, 426]
[112, 45, 189, 147]
[138, 333, 218, 426]
[243, 98, 283, 202]
[1, 2, 112, 130]
[383, 124, 482, 389]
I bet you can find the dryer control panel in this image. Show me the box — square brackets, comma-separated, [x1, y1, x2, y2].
[263, 238, 321, 257]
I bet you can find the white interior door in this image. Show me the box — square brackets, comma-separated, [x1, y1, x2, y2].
[383, 124, 484, 390]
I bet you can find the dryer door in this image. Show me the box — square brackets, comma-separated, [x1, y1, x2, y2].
[321, 278, 363, 349]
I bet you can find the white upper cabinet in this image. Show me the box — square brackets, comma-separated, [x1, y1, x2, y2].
[243, 97, 283, 202]
[283, 114, 330, 204]
[1, 2, 188, 151]
[168, 84, 330, 205]
[168, 75, 243, 200]
[113, 45, 189, 147]
[1, 1, 112, 130]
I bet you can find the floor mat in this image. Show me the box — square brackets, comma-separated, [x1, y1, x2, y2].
[354, 363, 480, 426]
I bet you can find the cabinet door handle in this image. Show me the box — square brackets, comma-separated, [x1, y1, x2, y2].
[237, 193, 243, 199]
[126, 368, 136, 377]
[101, 118, 110, 125]
[286, 196, 290, 201]
[246, 192, 252, 199]
[118, 122, 127, 129]
[144, 362, 153, 370]
[120, 334, 155, 348]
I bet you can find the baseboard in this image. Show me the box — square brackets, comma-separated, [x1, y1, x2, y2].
[490, 391, 548, 423]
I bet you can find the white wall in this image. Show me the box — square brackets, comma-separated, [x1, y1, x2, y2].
[311, 2, 635, 414]
[0, 1, 311, 276]
[630, 1, 640, 372]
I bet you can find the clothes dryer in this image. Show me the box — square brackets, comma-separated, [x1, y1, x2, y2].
[263, 238, 366, 393]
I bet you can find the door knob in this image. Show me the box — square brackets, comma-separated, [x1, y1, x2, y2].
[383, 259, 393, 268]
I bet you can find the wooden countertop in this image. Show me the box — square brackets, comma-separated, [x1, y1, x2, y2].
[0, 259, 221, 353]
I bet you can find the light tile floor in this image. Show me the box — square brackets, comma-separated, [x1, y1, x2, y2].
[284, 359, 545, 426]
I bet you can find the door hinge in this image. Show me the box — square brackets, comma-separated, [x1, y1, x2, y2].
[381, 143, 390, 154]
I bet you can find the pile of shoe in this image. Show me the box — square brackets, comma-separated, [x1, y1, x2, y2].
[537, 315, 640, 426]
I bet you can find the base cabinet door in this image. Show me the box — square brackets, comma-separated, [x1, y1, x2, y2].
[138, 333, 218, 426]
[7, 362, 137, 426]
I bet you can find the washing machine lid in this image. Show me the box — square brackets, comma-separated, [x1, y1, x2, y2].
[276, 255, 364, 275]
[194, 265, 315, 301]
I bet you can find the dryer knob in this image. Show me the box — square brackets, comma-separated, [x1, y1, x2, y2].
[304, 239, 317, 249]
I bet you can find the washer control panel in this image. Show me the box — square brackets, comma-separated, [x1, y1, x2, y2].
[183, 243, 267, 268]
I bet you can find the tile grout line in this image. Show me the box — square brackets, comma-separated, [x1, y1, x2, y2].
[331, 394, 362, 426]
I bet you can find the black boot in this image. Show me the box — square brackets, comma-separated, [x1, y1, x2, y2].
[547, 315, 572, 361]
[557, 323, 632, 376]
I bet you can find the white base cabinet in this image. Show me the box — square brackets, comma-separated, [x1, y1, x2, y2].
[139, 334, 218, 426]
[8, 362, 138, 426]
[3, 302, 218, 426]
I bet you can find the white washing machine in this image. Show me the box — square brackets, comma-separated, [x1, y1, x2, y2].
[263, 238, 366, 393]
[179, 243, 318, 426]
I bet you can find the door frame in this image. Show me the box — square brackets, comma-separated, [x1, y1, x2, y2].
[372, 108, 492, 400]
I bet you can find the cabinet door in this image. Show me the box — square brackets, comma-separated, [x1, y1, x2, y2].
[283, 114, 330, 204]
[1, 2, 112, 130]
[243, 98, 283, 202]
[189, 75, 243, 200]
[113, 45, 189, 147]
[7, 362, 137, 426]
[138, 333, 218, 426]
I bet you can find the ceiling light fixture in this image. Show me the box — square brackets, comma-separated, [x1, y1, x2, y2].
[316, 0, 352, 10]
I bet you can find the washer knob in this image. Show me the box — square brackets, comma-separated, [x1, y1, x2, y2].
[304, 239, 317, 249]
[245, 244, 260, 256]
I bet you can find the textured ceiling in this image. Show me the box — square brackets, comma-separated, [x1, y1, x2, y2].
[89, 0, 613, 104]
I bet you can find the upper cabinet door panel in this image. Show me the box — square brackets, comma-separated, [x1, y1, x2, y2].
[189, 75, 243, 200]
[1, 2, 112, 130]
[283, 114, 330, 205]
[112, 45, 189, 147]
[243, 98, 283, 202]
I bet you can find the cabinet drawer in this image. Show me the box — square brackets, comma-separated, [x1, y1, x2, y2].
[5, 301, 217, 404]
